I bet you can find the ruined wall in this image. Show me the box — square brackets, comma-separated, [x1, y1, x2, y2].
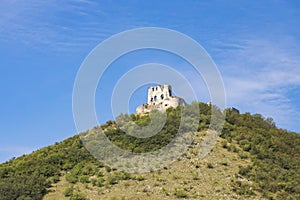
[136, 84, 186, 114]
[147, 84, 172, 105]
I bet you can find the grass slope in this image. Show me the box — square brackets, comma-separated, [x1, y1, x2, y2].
[44, 131, 260, 200]
[0, 103, 299, 200]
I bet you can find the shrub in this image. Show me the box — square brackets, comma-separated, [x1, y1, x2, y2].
[107, 175, 118, 185]
[239, 165, 251, 176]
[105, 166, 111, 172]
[174, 188, 188, 198]
[79, 175, 90, 183]
[243, 144, 251, 152]
[66, 173, 77, 184]
[207, 163, 214, 168]
[230, 145, 239, 153]
[70, 191, 87, 200]
[238, 152, 248, 159]
[91, 177, 104, 187]
[222, 140, 228, 148]
[51, 175, 60, 183]
[134, 175, 145, 181]
[232, 180, 254, 196]
[63, 187, 73, 197]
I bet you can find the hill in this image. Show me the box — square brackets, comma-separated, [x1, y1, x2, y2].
[0, 102, 299, 200]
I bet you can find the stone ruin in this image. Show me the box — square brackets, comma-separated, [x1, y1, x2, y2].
[136, 84, 186, 114]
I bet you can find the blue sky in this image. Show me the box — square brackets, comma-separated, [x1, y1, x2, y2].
[1, 0, 300, 162]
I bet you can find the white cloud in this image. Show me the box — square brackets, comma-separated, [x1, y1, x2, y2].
[216, 37, 300, 132]
[0, 0, 110, 51]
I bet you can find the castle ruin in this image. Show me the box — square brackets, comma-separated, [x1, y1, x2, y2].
[136, 84, 186, 114]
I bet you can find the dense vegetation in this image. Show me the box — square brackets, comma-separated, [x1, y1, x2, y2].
[0, 135, 94, 200]
[97, 104, 200, 153]
[222, 109, 300, 199]
[0, 102, 299, 199]
[98, 108, 183, 153]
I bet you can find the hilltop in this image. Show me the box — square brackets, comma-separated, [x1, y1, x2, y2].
[0, 102, 299, 200]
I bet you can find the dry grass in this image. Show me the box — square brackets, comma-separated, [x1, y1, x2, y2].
[44, 131, 264, 200]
